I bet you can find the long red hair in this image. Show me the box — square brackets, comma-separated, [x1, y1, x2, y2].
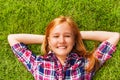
[41, 16, 99, 72]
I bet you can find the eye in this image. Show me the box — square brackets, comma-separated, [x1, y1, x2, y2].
[65, 35, 71, 37]
[53, 35, 59, 38]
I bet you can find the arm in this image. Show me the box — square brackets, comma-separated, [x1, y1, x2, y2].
[8, 34, 45, 46]
[8, 34, 44, 73]
[80, 31, 120, 46]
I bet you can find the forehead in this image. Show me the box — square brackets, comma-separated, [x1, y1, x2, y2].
[50, 22, 73, 34]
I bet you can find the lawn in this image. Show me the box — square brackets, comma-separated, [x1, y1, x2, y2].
[0, 0, 120, 80]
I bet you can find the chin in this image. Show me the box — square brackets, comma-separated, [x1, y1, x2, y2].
[56, 53, 68, 56]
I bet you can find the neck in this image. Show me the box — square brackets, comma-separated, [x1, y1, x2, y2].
[56, 55, 67, 65]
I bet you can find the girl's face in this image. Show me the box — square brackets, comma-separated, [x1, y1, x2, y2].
[48, 22, 75, 58]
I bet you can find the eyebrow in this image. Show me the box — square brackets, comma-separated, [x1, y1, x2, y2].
[51, 32, 73, 35]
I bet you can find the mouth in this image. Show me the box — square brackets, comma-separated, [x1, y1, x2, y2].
[57, 46, 67, 49]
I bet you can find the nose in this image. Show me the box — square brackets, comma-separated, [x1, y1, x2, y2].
[59, 36, 65, 43]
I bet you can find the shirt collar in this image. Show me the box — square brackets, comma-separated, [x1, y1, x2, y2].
[45, 51, 84, 66]
[45, 51, 80, 60]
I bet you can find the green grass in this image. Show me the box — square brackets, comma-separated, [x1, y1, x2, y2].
[0, 0, 120, 80]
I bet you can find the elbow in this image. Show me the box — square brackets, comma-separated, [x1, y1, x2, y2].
[8, 34, 12, 42]
[112, 32, 120, 45]
[8, 34, 13, 42]
[114, 32, 120, 41]
[8, 34, 17, 46]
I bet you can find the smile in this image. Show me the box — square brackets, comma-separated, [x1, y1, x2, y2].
[57, 46, 67, 49]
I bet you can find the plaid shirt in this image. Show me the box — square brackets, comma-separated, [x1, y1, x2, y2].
[11, 41, 116, 80]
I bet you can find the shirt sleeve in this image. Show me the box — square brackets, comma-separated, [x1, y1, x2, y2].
[95, 41, 116, 65]
[11, 43, 39, 74]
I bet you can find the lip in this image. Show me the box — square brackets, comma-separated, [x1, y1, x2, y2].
[57, 46, 67, 49]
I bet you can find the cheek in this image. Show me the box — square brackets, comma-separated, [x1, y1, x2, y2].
[69, 37, 75, 45]
[48, 38, 57, 47]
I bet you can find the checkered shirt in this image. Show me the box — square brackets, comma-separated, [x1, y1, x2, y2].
[11, 41, 116, 80]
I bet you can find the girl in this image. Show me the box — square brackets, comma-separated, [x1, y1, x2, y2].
[8, 16, 120, 80]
